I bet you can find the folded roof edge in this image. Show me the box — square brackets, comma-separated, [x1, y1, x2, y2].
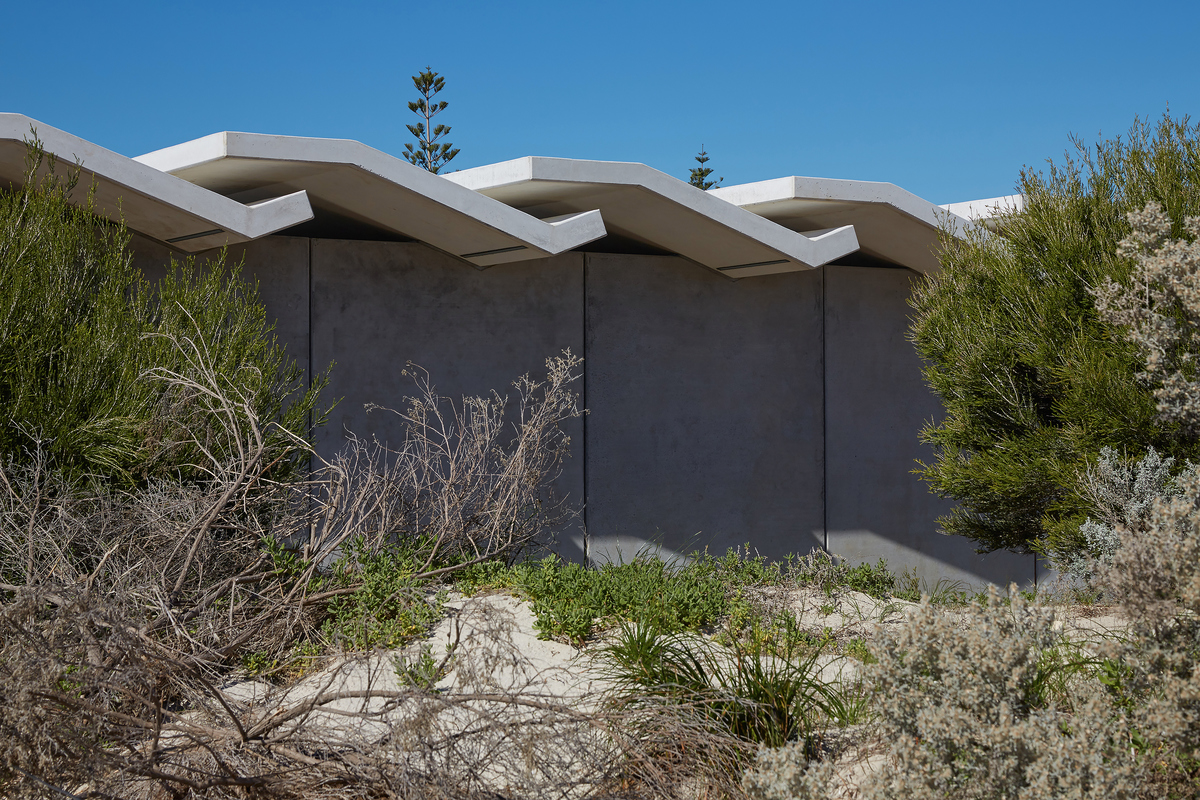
[1, 115, 1001, 277]
[135, 132, 607, 267]
[446, 156, 861, 276]
[0, 114, 314, 252]
[711, 176, 983, 274]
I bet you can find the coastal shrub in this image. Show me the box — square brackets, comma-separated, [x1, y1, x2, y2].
[1063, 445, 1196, 580]
[746, 588, 1142, 799]
[459, 551, 738, 643]
[1096, 471, 1200, 796]
[603, 619, 863, 796]
[319, 539, 448, 650]
[0, 140, 324, 489]
[458, 547, 944, 647]
[859, 588, 1140, 799]
[910, 113, 1200, 559]
[600, 622, 855, 750]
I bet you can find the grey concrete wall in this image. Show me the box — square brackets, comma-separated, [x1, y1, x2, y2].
[126, 234, 1039, 587]
[309, 240, 586, 541]
[823, 265, 1034, 588]
[582, 253, 826, 564]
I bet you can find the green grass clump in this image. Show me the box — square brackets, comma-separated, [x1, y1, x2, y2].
[458, 548, 784, 644]
[456, 547, 963, 644]
[840, 558, 901, 600]
[600, 620, 862, 754]
[845, 637, 877, 664]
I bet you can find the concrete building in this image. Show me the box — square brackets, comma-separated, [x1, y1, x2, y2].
[1, 114, 1034, 588]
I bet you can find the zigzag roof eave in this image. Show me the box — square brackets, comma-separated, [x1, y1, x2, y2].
[135, 133, 607, 268]
[0, 114, 314, 252]
[711, 176, 985, 275]
[445, 157, 861, 278]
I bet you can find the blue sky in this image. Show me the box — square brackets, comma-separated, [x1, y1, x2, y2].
[4, 0, 1198, 204]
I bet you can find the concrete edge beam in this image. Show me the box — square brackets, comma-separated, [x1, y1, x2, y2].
[0, 114, 314, 252]
[135, 133, 608, 267]
[712, 176, 983, 274]
[445, 156, 861, 275]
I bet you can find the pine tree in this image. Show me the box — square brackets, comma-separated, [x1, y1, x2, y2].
[403, 67, 460, 174]
[688, 146, 723, 190]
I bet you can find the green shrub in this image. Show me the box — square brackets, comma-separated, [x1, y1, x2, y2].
[0, 141, 325, 488]
[910, 113, 1200, 559]
[460, 551, 735, 643]
[393, 640, 457, 691]
[318, 539, 447, 650]
[458, 547, 931, 645]
[787, 549, 921, 601]
[840, 558, 897, 599]
[843, 637, 875, 664]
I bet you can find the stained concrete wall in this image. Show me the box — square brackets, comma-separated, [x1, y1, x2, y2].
[582, 253, 825, 563]
[823, 266, 1034, 587]
[309, 240, 586, 529]
[126, 235, 1036, 588]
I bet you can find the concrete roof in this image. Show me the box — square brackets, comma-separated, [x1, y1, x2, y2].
[711, 177, 975, 274]
[135, 133, 607, 267]
[2, 115, 990, 276]
[940, 194, 1024, 231]
[0, 114, 313, 252]
[444, 157, 860, 278]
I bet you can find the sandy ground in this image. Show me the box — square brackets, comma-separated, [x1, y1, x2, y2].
[216, 586, 1132, 797]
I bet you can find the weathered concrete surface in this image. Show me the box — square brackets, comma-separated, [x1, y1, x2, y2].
[310, 240, 586, 535]
[823, 265, 1034, 587]
[581, 253, 825, 564]
[125, 236, 1038, 587]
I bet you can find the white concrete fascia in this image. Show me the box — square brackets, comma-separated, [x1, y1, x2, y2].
[445, 157, 860, 277]
[136, 134, 607, 267]
[0, 114, 313, 252]
[940, 194, 1025, 231]
[711, 176, 981, 274]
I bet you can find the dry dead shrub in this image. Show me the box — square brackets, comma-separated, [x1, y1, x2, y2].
[0, 329, 661, 798]
[302, 353, 584, 580]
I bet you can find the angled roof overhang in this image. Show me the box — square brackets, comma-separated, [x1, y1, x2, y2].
[940, 194, 1024, 232]
[444, 157, 860, 278]
[711, 177, 978, 274]
[135, 134, 607, 267]
[0, 114, 313, 252]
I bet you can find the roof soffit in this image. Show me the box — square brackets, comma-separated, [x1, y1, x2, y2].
[445, 157, 860, 277]
[711, 176, 980, 274]
[135, 134, 606, 267]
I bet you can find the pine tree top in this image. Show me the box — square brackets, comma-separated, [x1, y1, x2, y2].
[403, 67, 460, 174]
[688, 146, 722, 190]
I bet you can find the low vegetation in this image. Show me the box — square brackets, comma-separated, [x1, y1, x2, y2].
[5, 120, 1200, 798]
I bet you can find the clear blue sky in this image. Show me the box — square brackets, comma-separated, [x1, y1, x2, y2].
[4, 0, 1198, 204]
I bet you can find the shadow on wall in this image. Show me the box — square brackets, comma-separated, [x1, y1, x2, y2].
[578, 259, 1034, 591]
